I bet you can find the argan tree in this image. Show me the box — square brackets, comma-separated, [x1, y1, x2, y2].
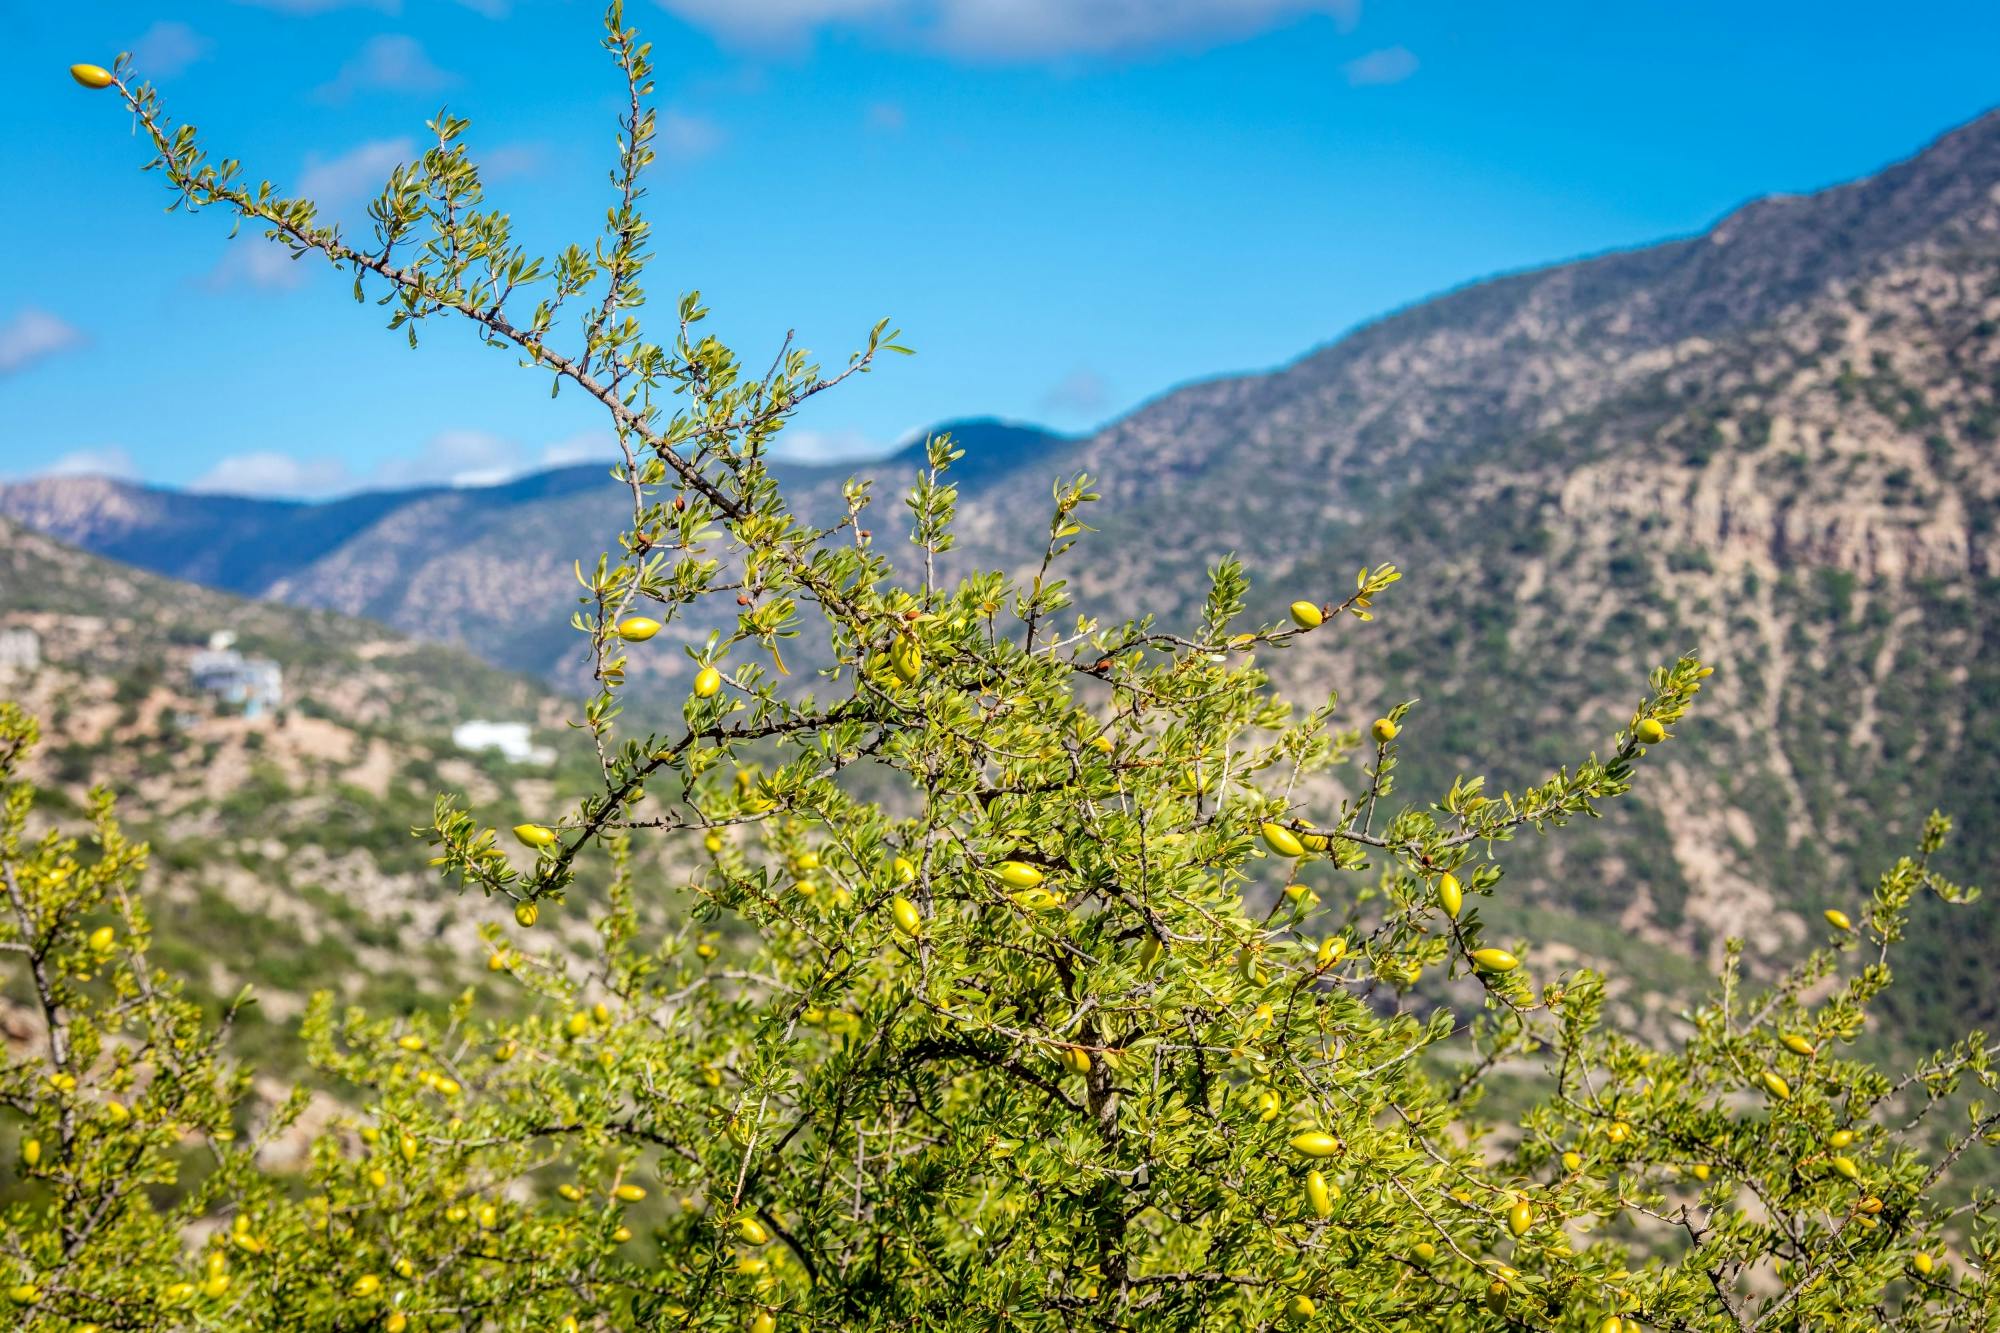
[8, 14, 1995, 1329]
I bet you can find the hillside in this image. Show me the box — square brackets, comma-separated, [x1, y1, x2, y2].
[0, 516, 601, 1066]
[7, 111, 2000, 1042]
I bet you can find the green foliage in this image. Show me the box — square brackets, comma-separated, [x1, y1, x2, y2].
[9, 12, 1994, 1328]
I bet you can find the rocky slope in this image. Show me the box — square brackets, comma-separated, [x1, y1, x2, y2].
[0, 516, 604, 1064]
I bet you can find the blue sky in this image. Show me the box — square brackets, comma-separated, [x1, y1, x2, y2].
[2, 1, 1996, 497]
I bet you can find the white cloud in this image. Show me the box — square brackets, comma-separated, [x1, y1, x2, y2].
[204, 237, 309, 292]
[660, 110, 725, 160]
[654, 0, 1359, 59]
[234, 0, 397, 12]
[1342, 44, 1416, 86]
[186, 430, 620, 499]
[38, 447, 138, 481]
[297, 136, 418, 209]
[0, 310, 86, 377]
[131, 21, 212, 78]
[770, 427, 890, 464]
[190, 451, 352, 498]
[316, 35, 456, 102]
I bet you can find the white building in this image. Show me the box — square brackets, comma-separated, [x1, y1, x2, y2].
[190, 631, 284, 718]
[452, 720, 555, 767]
[0, 627, 39, 674]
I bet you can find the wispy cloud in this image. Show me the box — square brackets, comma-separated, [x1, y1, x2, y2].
[316, 34, 456, 102]
[131, 21, 212, 78]
[203, 238, 310, 292]
[233, 0, 397, 14]
[189, 451, 352, 497]
[187, 430, 618, 499]
[770, 427, 889, 464]
[1342, 44, 1417, 87]
[655, 0, 1358, 59]
[0, 310, 87, 377]
[660, 110, 725, 160]
[37, 447, 138, 481]
[297, 136, 417, 209]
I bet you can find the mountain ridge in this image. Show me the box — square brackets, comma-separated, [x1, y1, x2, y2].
[7, 109, 2000, 1039]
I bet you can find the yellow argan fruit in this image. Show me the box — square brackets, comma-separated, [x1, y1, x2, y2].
[558, 1184, 584, 1202]
[1507, 1198, 1533, 1237]
[1912, 1251, 1935, 1276]
[566, 1012, 592, 1038]
[888, 635, 922, 683]
[105, 1100, 130, 1125]
[1780, 1033, 1816, 1057]
[201, 1273, 231, 1299]
[397, 1034, 426, 1052]
[751, 1312, 777, 1333]
[1605, 1121, 1632, 1144]
[70, 63, 116, 89]
[487, 950, 509, 972]
[1561, 1151, 1583, 1172]
[1471, 947, 1520, 972]
[1600, 1318, 1625, 1333]
[1290, 1131, 1341, 1158]
[1759, 1071, 1791, 1101]
[693, 665, 722, 697]
[513, 823, 557, 849]
[1824, 908, 1854, 932]
[736, 1215, 771, 1245]
[1831, 1156, 1860, 1181]
[1260, 822, 1305, 858]
[514, 902, 539, 928]
[1485, 1279, 1510, 1314]
[612, 1225, 633, 1243]
[1634, 718, 1666, 745]
[494, 1040, 517, 1062]
[1089, 734, 1114, 754]
[1436, 872, 1463, 919]
[996, 861, 1045, 889]
[1316, 936, 1346, 967]
[21, 1139, 40, 1168]
[6, 1284, 38, 1305]
[890, 895, 922, 938]
[1371, 717, 1398, 743]
[613, 1184, 647, 1203]
[1827, 1129, 1856, 1149]
[1692, 1163, 1711, 1181]
[88, 925, 116, 953]
[1287, 1294, 1317, 1319]
[892, 855, 917, 883]
[1058, 1045, 1092, 1076]
[387, 1314, 409, 1333]
[352, 1274, 382, 1298]
[1306, 1169, 1336, 1219]
[1011, 887, 1064, 912]
[1289, 601, 1325, 630]
[1412, 1241, 1436, 1265]
[615, 616, 662, 641]
[1137, 935, 1163, 967]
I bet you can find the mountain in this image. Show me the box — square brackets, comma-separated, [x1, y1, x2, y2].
[8, 111, 2000, 1040]
[1, 418, 1073, 688]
